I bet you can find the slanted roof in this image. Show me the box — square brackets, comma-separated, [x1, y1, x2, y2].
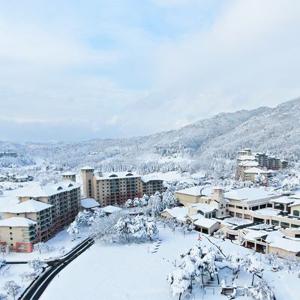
[176, 185, 212, 197]
[0, 217, 36, 227]
[163, 207, 188, 222]
[194, 217, 219, 229]
[80, 198, 99, 209]
[102, 205, 122, 214]
[16, 181, 80, 198]
[95, 171, 140, 180]
[267, 232, 300, 253]
[190, 203, 217, 214]
[242, 229, 268, 242]
[0, 199, 52, 213]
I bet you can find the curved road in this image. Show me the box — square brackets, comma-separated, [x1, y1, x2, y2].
[19, 237, 94, 300]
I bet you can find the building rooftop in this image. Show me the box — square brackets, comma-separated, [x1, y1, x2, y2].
[176, 185, 213, 197]
[224, 187, 277, 202]
[62, 171, 76, 176]
[16, 181, 80, 198]
[270, 196, 295, 205]
[0, 217, 36, 227]
[95, 172, 140, 180]
[194, 217, 219, 229]
[253, 208, 281, 217]
[102, 205, 122, 214]
[0, 199, 52, 213]
[190, 203, 218, 214]
[163, 207, 188, 222]
[243, 167, 269, 174]
[80, 198, 100, 209]
[239, 161, 259, 167]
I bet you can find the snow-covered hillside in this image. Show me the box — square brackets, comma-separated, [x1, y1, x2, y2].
[1, 98, 300, 175]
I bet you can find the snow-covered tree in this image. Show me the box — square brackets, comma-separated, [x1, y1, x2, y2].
[247, 279, 275, 300]
[4, 281, 20, 300]
[162, 188, 177, 209]
[67, 221, 80, 240]
[168, 244, 218, 299]
[148, 192, 163, 217]
[112, 216, 159, 243]
[28, 259, 46, 273]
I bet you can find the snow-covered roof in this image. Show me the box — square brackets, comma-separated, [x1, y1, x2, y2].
[289, 199, 300, 207]
[80, 198, 99, 209]
[270, 196, 295, 205]
[224, 187, 276, 202]
[81, 166, 94, 170]
[194, 217, 219, 229]
[253, 208, 281, 217]
[176, 185, 212, 197]
[223, 217, 252, 226]
[0, 199, 52, 213]
[16, 181, 80, 197]
[141, 173, 164, 183]
[239, 161, 259, 167]
[62, 171, 76, 176]
[242, 229, 268, 242]
[102, 205, 122, 214]
[189, 203, 217, 214]
[163, 207, 188, 222]
[95, 172, 140, 180]
[237, 155, 256, 161]
[270, 236, 300, 253]
[243, 167, 268, 174]
[0, 217, 36, 227]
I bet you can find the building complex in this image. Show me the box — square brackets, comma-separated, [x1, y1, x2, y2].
[0, 181, 80, 252]
[235, 149, 288, 182]
[162, 185, 300, 258]
[81, 167, 165, 206]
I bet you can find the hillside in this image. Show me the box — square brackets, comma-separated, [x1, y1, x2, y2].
[0, 98, 299, 175]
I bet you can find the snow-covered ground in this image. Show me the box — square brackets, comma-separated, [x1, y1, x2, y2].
[41, 225, 300, 300]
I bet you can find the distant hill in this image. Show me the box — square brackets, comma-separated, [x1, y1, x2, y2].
[1, 98, 300, 175]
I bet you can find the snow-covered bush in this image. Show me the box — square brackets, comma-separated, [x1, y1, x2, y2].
[168, 244, 218, 299]
[4, 281, 20, 300]
[113, 216, 159, 243]
[247, 280, 275, 300]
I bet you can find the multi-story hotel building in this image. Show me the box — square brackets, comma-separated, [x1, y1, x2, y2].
[235, 149, 288, 182]
[0, 181, 80, 252]
[81, 167, 165, 206]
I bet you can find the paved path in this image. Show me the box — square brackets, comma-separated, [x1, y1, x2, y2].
[19, 237, 94, 300]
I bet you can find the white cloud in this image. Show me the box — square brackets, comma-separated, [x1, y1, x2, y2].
[0, 0, 300, 141]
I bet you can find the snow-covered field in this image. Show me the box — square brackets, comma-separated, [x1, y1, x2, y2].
[41, 226, 300, 300]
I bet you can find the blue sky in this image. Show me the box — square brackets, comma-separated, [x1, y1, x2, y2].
[0, 0, 300, 142]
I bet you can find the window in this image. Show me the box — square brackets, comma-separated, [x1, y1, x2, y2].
[293, 210, 300, 217]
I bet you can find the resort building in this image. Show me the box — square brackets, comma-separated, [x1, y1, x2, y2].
[0, 217, 37, 252]
[0, 181, 80, 252]
[235, 149, 288, 182]
[81, 167, 165, 206]
[62, 172, 76, 182]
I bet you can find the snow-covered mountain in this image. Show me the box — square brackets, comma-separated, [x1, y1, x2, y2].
[1, 98, 300, 174]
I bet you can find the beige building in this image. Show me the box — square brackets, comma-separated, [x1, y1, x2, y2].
[176, 186, 227, 218]
[235, 149, 287, 182]
[1, 199, 53, 242]
[0, 181, 80, 252]
[81, 168, 165, 206]
[0, 217, 37, 252]
[62, 172, 76, 182]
